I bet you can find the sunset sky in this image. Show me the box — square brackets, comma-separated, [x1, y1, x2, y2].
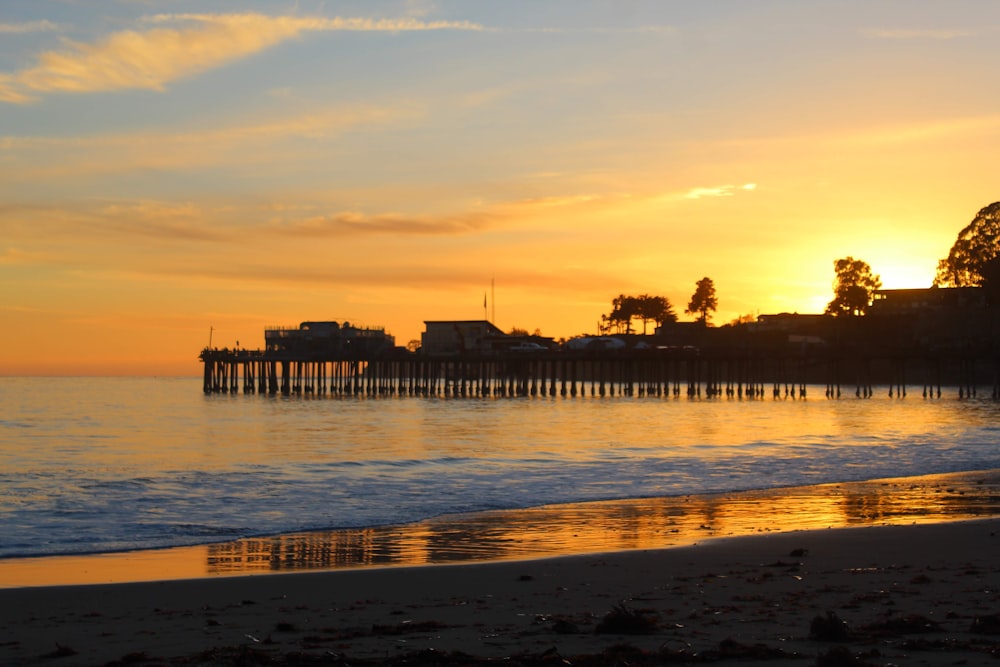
[2, 1, 999, 375]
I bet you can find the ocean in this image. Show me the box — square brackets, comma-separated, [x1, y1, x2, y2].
[1, 376, 999, 562]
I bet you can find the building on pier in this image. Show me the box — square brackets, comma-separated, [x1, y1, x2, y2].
[265, 321, 395, 358]
[870, 287, 988, 315]
[199, 286, 1000, 398]
[420, 320, 506, 355]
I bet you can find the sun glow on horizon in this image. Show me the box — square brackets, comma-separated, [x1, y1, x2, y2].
[1, 2, 998, 374]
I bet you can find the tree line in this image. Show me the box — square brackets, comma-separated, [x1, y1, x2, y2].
[599, 278, 719, 334]
[826, 201, 1000, 317]
[594, 201, 999, 333]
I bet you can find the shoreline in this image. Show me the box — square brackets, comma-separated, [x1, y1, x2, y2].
[1, 519, 998, 665]
[1, 468, 998, 589]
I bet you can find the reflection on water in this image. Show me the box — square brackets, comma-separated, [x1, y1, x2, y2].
[5, 378, 1000, 564]
[1, 469, 995, 588]
[205, 469, 999, 574]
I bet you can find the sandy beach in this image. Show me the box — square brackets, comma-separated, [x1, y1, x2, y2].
[1, 518, 998, 666]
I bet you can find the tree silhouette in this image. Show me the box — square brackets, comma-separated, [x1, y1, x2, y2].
[934, 202, 1000, 288]
[825, 257, 881, 316]
[636, 294, 676, 333]
[603, 294, 676, 334]
[685, 277, 718, 325]
[606, 294, 637, 334]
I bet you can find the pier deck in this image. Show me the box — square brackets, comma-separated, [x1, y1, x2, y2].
[200, 346, 1000, 400]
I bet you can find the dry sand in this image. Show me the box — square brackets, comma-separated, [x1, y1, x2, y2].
[1, 519, 998, 666]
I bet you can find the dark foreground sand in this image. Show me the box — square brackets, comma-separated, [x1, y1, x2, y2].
[1, 519, 998, 666]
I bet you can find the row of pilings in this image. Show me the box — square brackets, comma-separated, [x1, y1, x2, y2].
[200, 349, 1000, 399]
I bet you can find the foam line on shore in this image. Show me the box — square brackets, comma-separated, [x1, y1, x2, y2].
[1, 469, 997, 589]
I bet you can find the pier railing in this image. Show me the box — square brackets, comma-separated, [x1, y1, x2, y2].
[199, 344, 1000, 400]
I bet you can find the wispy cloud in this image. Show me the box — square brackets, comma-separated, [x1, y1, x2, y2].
[0, 20, 60, 34]
[0, 102, 421, 178]
[684, 183, 757, 200]
[852, 114, 1000, 145]
[143, 13, 483, 33]
[862, 27, 975, 40]
[0, 247, 41, 265]
[276, 211, 495, 238]
[98, 201, 230, 242]
[0, 13, 483, 104]
[0, 198, 235, 249]
[715, 113, 1000, 155]
[0, 76, 29, 104]
[520, 25, 677, 35]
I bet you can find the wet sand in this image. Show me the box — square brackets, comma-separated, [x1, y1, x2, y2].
[1, 471, 998, 665]
[1, 520, 998, 666]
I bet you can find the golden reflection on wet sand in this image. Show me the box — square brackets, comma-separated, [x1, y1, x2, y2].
[2, 469, 997, 588]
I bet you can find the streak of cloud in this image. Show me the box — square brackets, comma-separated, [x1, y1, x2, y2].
[520, 25, 677, 35]
[852, 114, 1000, 145]
[0, 20, 60, 33]
[684, 183, 757, 200]
[0, 247, 39, 264]
[277, 211, 496, 237]
[861, 27, 975, 40]
[716, 113, 1000, 153]
[0, 13, 484, 104]
[0, 102, 421, 179]
[98, 201, 231, 242]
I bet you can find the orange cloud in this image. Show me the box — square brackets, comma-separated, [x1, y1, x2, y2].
[0, 75, 32, 104]
[0, 247, 41, 264]
[97, 201, 231, 242]
[0, 13, 483, 103]
[278, 211, 496, 238]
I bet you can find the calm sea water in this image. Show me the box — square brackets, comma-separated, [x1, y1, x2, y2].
[1, 377, 998, 560]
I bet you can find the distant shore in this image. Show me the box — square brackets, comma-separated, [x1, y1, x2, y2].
[1, 469, 997, 590]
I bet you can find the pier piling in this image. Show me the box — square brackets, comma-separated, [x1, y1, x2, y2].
[199, 347, 998, 401]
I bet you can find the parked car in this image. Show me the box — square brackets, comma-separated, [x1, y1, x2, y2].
[564, 336, 626, 351]
[509, 342, 548, 352]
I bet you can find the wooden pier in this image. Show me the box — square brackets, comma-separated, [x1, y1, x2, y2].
[200, 346, 1000, 400]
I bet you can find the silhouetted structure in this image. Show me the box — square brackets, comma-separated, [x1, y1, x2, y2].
[871, 287, 987, 315]
[420, 320, 506, 355]
[265, 321, 395, 357]
[200, 290, 1000, 399]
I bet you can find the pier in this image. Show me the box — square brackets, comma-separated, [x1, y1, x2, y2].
[199, 345, 1000, 400]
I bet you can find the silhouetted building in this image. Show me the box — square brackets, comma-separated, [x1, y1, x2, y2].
[870, 287, 987, 316]
[421, 320, 506, 355]
[753, 313, 827, 333]
[265, 321, 395, 358]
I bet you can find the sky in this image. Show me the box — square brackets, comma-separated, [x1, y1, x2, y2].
[2, 1, 999, 376]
